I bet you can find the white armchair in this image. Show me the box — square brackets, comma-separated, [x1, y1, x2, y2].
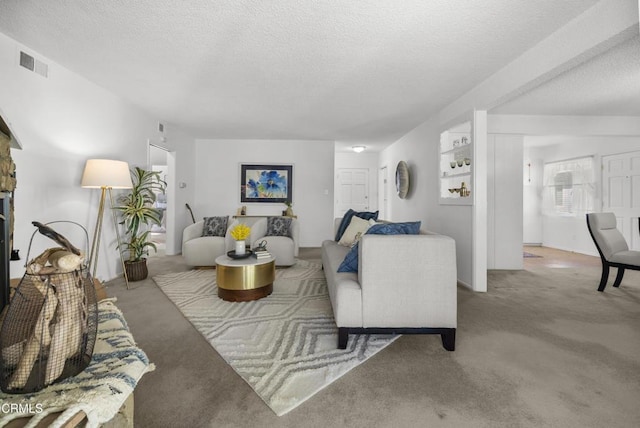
[182, 219, 235, 267]
[251, 217, 299, 266]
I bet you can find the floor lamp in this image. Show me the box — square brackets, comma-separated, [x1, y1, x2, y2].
[81, 159, 132, 288]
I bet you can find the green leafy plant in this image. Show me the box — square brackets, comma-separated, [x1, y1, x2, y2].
[113, 167, 167, 262]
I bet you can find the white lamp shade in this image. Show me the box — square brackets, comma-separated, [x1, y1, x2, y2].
[81, 159, 133, 189]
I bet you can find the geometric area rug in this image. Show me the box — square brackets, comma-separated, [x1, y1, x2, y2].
[152, 259, 398, 416]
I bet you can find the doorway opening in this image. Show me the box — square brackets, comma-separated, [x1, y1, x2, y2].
[148, 142, 170, 257]
[522, 140, 640, 270]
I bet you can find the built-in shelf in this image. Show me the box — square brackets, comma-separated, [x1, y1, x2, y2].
[440, 128, 473, 205]
[441, 145, 472, 156]
[442, 171, 471, 179]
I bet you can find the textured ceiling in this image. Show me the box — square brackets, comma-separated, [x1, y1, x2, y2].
[0, 0, 609, 150]
[492, 35, 640, 116]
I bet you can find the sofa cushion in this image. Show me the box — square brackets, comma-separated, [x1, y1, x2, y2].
[202, 216, 228, 237]
[337, 221, 422, 272]
[338, 216, 374, 247]
[334, 209, 379, 241]
[321, 240, 363, 327]
[267, 216, 292, 237]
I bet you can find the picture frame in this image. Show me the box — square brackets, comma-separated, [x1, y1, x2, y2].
[240, 164, 293, 204]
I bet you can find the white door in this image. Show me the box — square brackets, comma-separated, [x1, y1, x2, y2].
[336, 168, 369, 217]
[602, 150, 640, 250]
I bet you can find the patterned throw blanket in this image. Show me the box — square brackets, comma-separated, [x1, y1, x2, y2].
[0, 299, 154, 427]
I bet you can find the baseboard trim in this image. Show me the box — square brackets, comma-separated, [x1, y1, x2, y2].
[457, 279, 472, 290]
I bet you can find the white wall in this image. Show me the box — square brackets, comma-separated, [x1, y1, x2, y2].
[487, 134, 524, 269]
[193, 139, 334, 247]
[1, 32, 195, 280]
[334, 151, 379, 218]
[379, 117, 476, 287]
[531, 137, 640, 256]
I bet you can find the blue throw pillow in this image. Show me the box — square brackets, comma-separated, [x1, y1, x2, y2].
[334, 209, 379, 241]
[367, 221, 421, 236]
[337, 221, 421, 272]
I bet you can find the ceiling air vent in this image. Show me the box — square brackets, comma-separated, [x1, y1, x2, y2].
[19, 51, 34, 71]
[19, 51, 48, 78]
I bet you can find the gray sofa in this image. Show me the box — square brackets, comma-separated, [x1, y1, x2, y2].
[321, 218, 458, 350]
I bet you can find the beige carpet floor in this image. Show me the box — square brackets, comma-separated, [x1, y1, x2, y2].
[106, 248, 640, 428]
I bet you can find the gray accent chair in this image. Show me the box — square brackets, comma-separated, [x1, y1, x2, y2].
[586, 212, 640, 292]
[250, 217, 299, 266]
[182, 219, 235, 267]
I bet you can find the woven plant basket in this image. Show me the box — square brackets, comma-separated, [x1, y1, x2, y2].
[125, 259, 148, 282]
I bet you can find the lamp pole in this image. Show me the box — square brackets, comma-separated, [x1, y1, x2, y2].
[87, 186, 129, 289]
[87, 186, 107, 279]
[82, 159, 132, 290]
[109, 187, 129, 288]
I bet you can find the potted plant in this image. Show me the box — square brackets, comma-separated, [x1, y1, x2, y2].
[230, 223, 251, 255]
[113, 167, 166, 281]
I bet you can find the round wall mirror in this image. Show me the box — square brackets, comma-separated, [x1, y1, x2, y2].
[395, 161, 410, 199]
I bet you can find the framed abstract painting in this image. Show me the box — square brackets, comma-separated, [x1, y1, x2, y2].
[240, 164, 293, 204]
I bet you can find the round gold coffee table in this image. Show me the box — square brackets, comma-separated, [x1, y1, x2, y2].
[215, 254, 275, 302]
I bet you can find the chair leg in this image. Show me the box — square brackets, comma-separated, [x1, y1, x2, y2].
[598, 263, 610, 292]
[613, 268, 625, 288]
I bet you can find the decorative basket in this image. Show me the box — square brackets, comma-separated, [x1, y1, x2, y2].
[0, 221, 98, 394]
[124, 259, 148, 282]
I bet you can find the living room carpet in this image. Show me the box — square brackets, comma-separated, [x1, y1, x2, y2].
[152, 259, 398, 416]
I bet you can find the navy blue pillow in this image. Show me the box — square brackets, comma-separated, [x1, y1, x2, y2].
[367, 222, 421, 236]
[334, 209, 379, 241]
[337, 221, 421, 272]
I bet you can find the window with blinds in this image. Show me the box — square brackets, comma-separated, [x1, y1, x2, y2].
[543, 156, 595, 216]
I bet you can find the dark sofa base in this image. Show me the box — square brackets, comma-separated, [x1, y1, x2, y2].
[338, 327, 456, 351]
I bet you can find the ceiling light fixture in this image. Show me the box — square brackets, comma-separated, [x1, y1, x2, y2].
[352, 146, 366, 153]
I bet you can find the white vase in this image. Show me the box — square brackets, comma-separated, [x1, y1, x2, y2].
[235, 240, 245, 255]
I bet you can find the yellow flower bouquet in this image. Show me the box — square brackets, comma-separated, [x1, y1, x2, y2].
[230, 223, 251, 241]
